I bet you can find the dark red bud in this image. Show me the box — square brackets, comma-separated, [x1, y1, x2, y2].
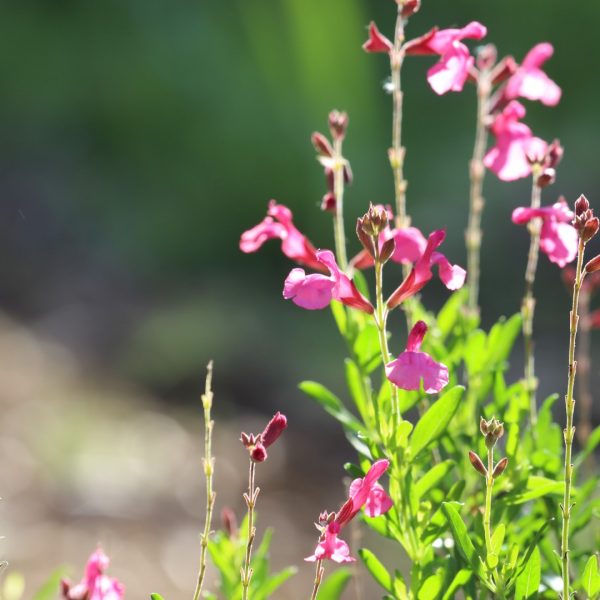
[546, 139, 564, 169]
[380, 237, 396, 264]
[356, 218, 375, 258]
[221, 507, 238, 537]
[261, 411, 288, 448]
[250, 443, 267, 462]
[468, 451, 487, 477]
[585, 255, 600, 274]
[536, 168, 555, 189]
[321, 192, 336, 213]
[311, 132, 333, 157]
[399, 0, 420, 18]
[575, 194, 590, 216]
[492, 457, 509, 478]
[582, 217, 600, 243]
[328, 110, 348, 141]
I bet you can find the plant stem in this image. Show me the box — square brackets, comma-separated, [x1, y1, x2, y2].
[521, 176, 543, 426]
[241, 459, 258, 600]
[483, 447, 494, 555]
[466, 76, 490, 316]
[374, 253, 401, 425]
[576, 286, 592, 445]
[192, 361, 216, 600]
[310, 559, 324, 600]
[561, 236, 585, 600]
[389, 8, 408, 230]
[332, 138, 348, 270]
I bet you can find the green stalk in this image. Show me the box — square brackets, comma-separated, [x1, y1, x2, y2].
[483, 447, 494, 555]
[310, 559, 324, 600]
[192, 361, 216, 600]
[521, 175, 543, 426]
[241, 460, 258, 600]
[332, 138, 348, 270]
[561, 236, 585, 600]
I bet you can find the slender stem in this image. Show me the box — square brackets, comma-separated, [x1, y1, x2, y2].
[576, 287, 592, 445]
[310, 559, 325, 600]
[374, 254, 401, 425]
[389, 8, 408, 229]
[483, 447, 494, 555]
[561, 237, 585, 600]
[241, 460, 258, 600]
[466, 76, 491, 316]
[332, 138, 348, 270]
[521, 176, 543, 426]
[192, 362, 216, 600]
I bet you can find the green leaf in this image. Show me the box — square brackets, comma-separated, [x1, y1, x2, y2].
[491, 524, 505, 555]
[442, 569, 473, 600]
[515, 546, 540, 600]
[299, 381, 363, 434]
[150, 595, 165, 600]
[437, 288, 467, 341]
[258, 566, 297, 599]
[418, 571, 444, 600]
[409, 386, 464, 460]
[358, 548, 392, 592]
[345, 359, 374, 428]
[441, 503, 477, 569]
[32, 569, 68, 600]
[485, 314, 522, 366]
[316, 567, 353, 600]
[505, 476, 565, 505]
[582, 555, 600, 598]
[352, 324, 382, 373]
[330, 301, 347, 337]
[414, 460, 454, 500]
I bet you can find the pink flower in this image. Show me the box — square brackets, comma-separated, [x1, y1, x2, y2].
[305, 522, 354, 564]
[386, 229, 466, 309]
[241, 411, 288, 462]
[483, 101, 548, 181]
[305, 460, 391, 563]
[504, 43, 561, 107]
[61, 549, 124, 600]
[240, 201, 323, 272]
[405, 22, 487, 95]
[386, 321, 449, 393]
[512, 200, 577, 267]
[283, 250, 374, 313]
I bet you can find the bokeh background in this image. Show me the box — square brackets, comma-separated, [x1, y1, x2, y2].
[0, 0, 599, 597]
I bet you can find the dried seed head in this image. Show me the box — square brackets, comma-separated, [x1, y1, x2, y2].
[480, 416, 490, 435]
[481, 417, 505, 448]
[399, 0, 421, 18]
[476, 44, 497, 72]
[468, 451, 487, 477]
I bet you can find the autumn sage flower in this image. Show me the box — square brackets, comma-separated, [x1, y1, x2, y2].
[61, 548, 125, 600]
[386, 321, 449, 393]
[241, 411, 288, 463]
[483, 100, 548, 181]
[512, 199, 577, 267]
[305, 460, 391, 563]
[283, 249, 374, 313]
[503, 43, 561, 107]
[240, 201, 324, 272]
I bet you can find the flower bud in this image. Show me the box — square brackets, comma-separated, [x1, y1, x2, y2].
[585, 255, 600, 275]
[492, 457, 509, 478]
[399, 0, 420, 18]
[582, 216, 599, 243]
[261, 411, 288, 447]
[480, 416, 490, 435]
[380, 237, 396, 264]
[468, 451, 487, 477]
[311, 132, 333, 157]
[356, 217, 375, 257]
[546, 139, 564, 169]
[358, 204, 389, 237]
[490, 55, 517, 85]
[321, 192, 336, 213]
[240, 432, 256, 449]
[221, 507, 238, 538]
[328, 110, 348, 142]
[575, 194, 590, 217]
[250, 442, 267, 462]
[481, 417, 504, 448]
[536, 168, 555, 189]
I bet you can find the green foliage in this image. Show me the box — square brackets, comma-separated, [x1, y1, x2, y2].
[316, 568, 353, 600]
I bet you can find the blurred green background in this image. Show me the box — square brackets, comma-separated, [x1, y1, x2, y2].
[0, 0, 599, 597]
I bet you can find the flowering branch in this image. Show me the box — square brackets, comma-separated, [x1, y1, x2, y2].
[561, 195, 599, 599]
[192, 361, 216, 600]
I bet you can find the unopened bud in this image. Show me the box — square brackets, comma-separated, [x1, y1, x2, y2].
[468, 451, 487, 477]
[492, 457, 509, 478]
[399, 0, 420, 18]
[328, 110, 348, 142]
[380, 237, 396, 264]
[321, 192, 336, 213]
[582, 216, 599, 243]
[221, 507, 238, 538]
[490, 55, 517, 85]
[311, 132, 333, 157]
[482, 417, 504, 448]
[250, 443, 267, 462]
[536, 168, 555, 189]
[585, 255, 600, 274]
[260, 411, 288, 447]
[575, 194, 590, 217]
[480, 417, 490, 435]
[358, 203, 389, 237]
[356, 218, 375, 257]
[546, 139, 564, 169]
[476, 44, 497, 72]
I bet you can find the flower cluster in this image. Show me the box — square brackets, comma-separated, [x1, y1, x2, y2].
[61, 549, 124, 600]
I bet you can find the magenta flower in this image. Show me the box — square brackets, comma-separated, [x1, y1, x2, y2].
[305, 460, 391, 563]
[240, 201, 323, 272]
[61, 548, 124, 600]
[483, 101, 548, 181]
[284, 250, 374, 313]
[241, 411, 288, 463]
[386, 229, 465, 309]
[512, 200, 577, 267]
[504, 43, 561, 107]
[386, 321, 449, 393]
